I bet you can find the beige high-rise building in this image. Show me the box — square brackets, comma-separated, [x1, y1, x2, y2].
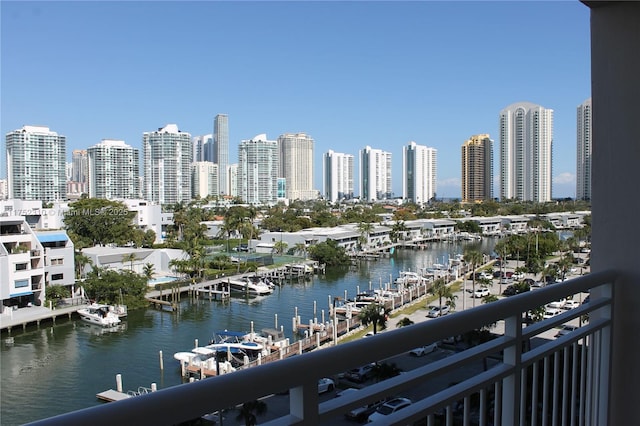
[277, 133, 316, 201]
[461, 134, 493, 203]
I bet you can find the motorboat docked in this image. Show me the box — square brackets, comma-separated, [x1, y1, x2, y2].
[77, 303, 122, 327]
[394, 271, 427, 287]
[227, 276, 274, 295]
[333, 301, 372, 317]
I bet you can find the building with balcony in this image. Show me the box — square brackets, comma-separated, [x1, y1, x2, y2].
[461, 134, 494, 203]
[323, 150, 354, 202]
[499, 103, 553, 202]
[35, 231, 75, 293]
[403, 141, 437, 205]
[214, 114, 229, 196]
[278, 133, 317, 201]
[238, 134, 278, 205]
[143, 124, 193, 205]
[88, 139, 140, 200]
[191, 161, 219, 199]
[576, 98, 592, 201]
[360, 145, 392, 202]
[6, 125, 67, 202]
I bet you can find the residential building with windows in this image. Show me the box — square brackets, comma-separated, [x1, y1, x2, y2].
[87, 139, 140, 200]
[71, 150, 88, 183]
[213, 114, 229, 195]
[403, 141, 437, 205]
[192, 134, 213, 163]
[226, 164, 238, 198]
[323, 150, 354, 202]
[499, 102, 553, 202]
[143, 124, 192, 205]
[191, 161, 219, 199]
[277, 132, 316, 201]
[577, 98, 592, 201]
[359, 145, 392, 202]
[238, 134, 278, 205]
[461, 134, 493, 203]
[6, 125, 67, 202]
[36, 231, 75, 294]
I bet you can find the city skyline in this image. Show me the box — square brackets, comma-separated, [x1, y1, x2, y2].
[1, 1, 590, 199]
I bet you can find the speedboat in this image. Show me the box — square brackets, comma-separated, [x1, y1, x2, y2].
[228, 276, 274, 295]
[77, 303, 122, 327]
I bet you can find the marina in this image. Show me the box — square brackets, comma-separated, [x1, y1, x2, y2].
[0, 241, 493, 425]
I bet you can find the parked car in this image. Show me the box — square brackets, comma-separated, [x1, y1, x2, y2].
[547, 299, 566, 309]
[427, 305, 450, 318]
[473, 287, 490, 298]
[502, 285, 518, 296]
[512, 272, 525, 280]
[409, 343, 438, 357]
[555, 324, 579, 338]
[318, 378, 335, 394]
[339, 390, 388, 423]
[543, 307, 563, 319]
[480, 272, 494, 280]
[563, 300, 580, 309]
[345, 363, 376, 383]
[367, 397, 412, 423]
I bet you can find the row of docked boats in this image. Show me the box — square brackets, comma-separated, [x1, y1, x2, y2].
[173, 328, 289, 376]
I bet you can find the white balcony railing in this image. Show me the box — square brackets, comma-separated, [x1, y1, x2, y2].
[28, 270, 614, 426]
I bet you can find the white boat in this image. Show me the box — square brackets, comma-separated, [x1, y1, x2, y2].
[395, 271, 427, 287]
[228, 276, 274, 295]
[77, 303, 122, 327]
[333, 301, 371, 317]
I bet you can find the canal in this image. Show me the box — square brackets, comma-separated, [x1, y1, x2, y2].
[0, 240, 495, 425]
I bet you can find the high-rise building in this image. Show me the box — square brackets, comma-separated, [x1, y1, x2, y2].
[403, 142, 437, 205]
[192, 161, 219, 199]
[323, 150, 354, 202]
[278, 133, 316, 201]
[499, 102, 553, 202]
[143, 124, 192, 204]
[192, 134, 213, 163]
[213, 114, 229, 195]
[227, 164, 238, 198]
[72, 150, 89, 183]
[577, 98, 592, 201]
[87, 139, 140, 199]
[6, 125, 67, 202]
[238, 134, 278, 205]
[359, 146, 392, 202]
[461, 134, 493, 203]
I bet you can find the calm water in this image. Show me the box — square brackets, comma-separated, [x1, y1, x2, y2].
[0, 241, 495, 425]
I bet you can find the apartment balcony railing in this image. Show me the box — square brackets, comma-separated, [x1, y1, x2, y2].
[29, 270, 614, 426]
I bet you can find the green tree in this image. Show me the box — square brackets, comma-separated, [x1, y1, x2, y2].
[235, 400, 267, 426]
[64, 198, 135, 247]
[307, 239, 350, 267]
[428, 278, 455, 313]
[82, 269, 148, 309]
[357, 221, 375, 249]
[45, 285, 71, 306]
[143, 263, 155, 281]
[359, 303, 390, 335]
[122, 253, 137, 271]
[464, 248, 484, 307]
[293, 242, 307, 258]
[74, 251, 93, 279]
[273, 240, 288, 256]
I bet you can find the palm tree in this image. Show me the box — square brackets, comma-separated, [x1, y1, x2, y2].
[143, 263, 155, 281]
[235, 399, 267, 426]
[359, 302, 390, 335]
[74, 251, 92, 279]
[428, 278, 456, 313]
[357, 221, 374, 250]
[294, 242, 307, 258]
[464, 248, 484, 307]
[395, 317, 415, 328]
[273, 240, 288, 256]
[122, 253, 137, 272]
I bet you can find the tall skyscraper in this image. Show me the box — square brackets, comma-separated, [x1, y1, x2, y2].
[403, 142, 437, 205]
[192, 134, 213, 163]
[72, 150, 89, 183]
[359, 146, 392, 201]
[213, 114, 229, 195]
[278, 133, 316, 201]
[191, 161, 219, 199]
[143, 124, 192, 204]
[323, 150, 354, 202]
[238, 134, 278, 205]
[577, 98, 592, 201]
[499, 102, 553, 202]
[6, 125, 67, 201]
[461, 134, 493, 203]
[87, 139, 139, 200]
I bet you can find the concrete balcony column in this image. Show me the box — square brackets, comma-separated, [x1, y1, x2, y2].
[587, 1, 640, 424]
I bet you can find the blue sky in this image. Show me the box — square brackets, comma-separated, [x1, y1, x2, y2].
[1, 1, 591, 199]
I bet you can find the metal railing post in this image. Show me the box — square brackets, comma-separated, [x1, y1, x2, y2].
[502, 312, 522, 425]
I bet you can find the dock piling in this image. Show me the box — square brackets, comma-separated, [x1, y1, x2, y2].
[116, 374, 123, 393]
[159, 350, 164, 371]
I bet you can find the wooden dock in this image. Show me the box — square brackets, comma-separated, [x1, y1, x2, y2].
[96, 389, 131, 402]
